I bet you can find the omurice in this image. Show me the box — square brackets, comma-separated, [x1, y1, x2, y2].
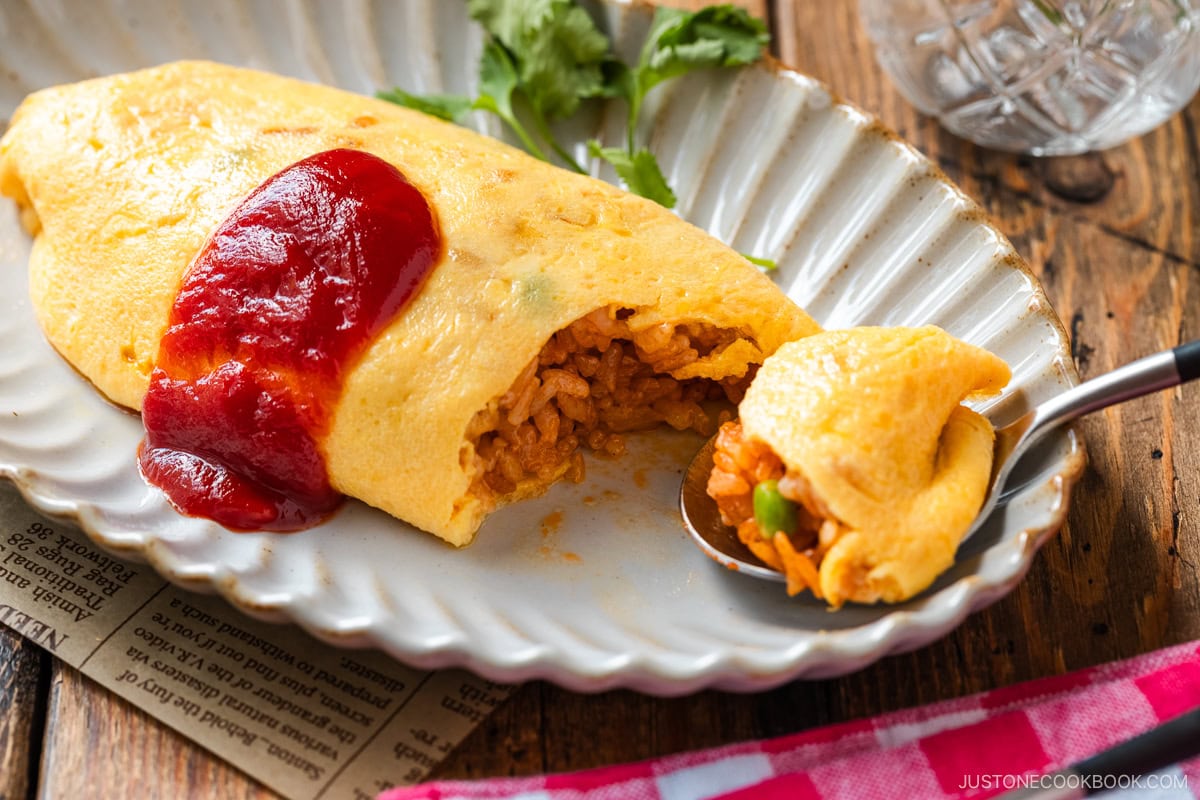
[706, 326, 1011, 607]
[0, 61, 819, 544]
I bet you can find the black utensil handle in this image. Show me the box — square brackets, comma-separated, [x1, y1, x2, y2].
[1073, 706, 1200, 793]
[1174, 340, 1200, 383]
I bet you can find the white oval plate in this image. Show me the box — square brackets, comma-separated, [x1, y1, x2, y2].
[0, 0, 1084, 694]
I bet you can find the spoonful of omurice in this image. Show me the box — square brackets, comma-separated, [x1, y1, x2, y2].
[679, 327, 1200, 608]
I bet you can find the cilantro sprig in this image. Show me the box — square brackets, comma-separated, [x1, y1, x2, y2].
[607, 6, 769, 158]
[379, 0, 617, 173]
[376, 0, 773, 267]
[586, 4, 769, 210]
[586, 141, 677, 208]
[378, 1, 766, 198]
[467, 0, 620, 172]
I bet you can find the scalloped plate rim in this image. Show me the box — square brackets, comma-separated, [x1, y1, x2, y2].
[0, 0, 1086, 695]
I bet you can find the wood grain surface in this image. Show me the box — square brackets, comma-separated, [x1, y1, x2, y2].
[2, 1, 1198, 797]
[0, 631, 45, 800]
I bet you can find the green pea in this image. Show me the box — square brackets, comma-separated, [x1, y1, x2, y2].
[753, 480, 798, 539]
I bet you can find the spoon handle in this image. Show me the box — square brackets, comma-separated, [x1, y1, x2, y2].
[1030, 340, 1200, 435]
[1176, 339, 1200, 381]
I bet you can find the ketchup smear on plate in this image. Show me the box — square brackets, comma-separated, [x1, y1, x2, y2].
[139, 149, 441, 531]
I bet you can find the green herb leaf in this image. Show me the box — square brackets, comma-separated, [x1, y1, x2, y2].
[476, 39, 520, 118]
[587, 141, 676, 209]
[640, 5, 769, 90]
[1029, 0, 1066, 26]
[741, 252, 777, 271]
[622, 5, 769, 151]
[474, 40, 552, 162]
[468, 0, 615, 172]
[468, 0, 614, 121]
[375, 1, 770, 205]
[375, 89, 474, 123]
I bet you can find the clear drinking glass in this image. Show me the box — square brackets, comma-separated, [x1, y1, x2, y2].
[859, 0, 1200, 155]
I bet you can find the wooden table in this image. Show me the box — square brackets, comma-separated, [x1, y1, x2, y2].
[3, 1, 1198, 796]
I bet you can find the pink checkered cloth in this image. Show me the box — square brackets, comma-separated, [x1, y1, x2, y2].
[380, 641, 1200, 800]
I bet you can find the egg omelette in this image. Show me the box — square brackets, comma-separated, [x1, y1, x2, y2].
[708, 326, 1011, 606]
[0, 61, 819, 544]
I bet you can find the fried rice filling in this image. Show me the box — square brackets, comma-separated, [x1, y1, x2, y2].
[467, 308, 750, 507]
[706, 419, 847, 599]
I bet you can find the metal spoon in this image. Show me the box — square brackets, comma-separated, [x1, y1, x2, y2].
[680, 340, 1200, 582]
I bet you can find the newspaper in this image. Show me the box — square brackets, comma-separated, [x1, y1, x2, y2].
[0, 482, 511, 799]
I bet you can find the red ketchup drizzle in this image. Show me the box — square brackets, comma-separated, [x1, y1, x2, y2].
[139, 149, 441, 531]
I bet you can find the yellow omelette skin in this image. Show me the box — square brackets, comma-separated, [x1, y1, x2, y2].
[739, 326, 1011, 606]
[0, 61, 819, 545]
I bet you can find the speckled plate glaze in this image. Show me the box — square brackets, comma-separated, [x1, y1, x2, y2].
[0, 0, 1084, 694]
